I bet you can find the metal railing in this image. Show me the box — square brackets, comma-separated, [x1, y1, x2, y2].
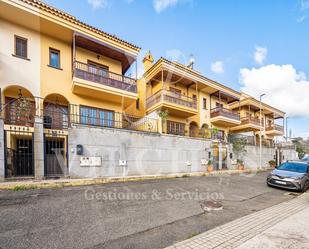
[210, 107, 240, 121]
[73, 61, 137, 93]
[266, 124, 284, 132]
[146, 89, 197, 110]
[1, 98, 37, 127]
[69, 104, 159, 133]
[240, 116, 262, 126]
[164, 122, 227, 142]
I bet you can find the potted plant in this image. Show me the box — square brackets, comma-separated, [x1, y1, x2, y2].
[207, 160, 214, 172]
[269, 160, 276, 168]
[237, 159, 245, 170]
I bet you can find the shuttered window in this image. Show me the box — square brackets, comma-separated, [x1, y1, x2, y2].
[15, 36, 28, 58]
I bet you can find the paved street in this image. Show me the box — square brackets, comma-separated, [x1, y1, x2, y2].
[165, 193, 309, 249]
[0, 171, 300, 249]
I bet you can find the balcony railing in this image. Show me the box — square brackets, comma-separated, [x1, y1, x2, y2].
[210, 107, 240, 121]
[266, 124, 284, 132]
[146, 89, 197, 110]
[240, 116, 262, 126]
[73, 61, 137, 93]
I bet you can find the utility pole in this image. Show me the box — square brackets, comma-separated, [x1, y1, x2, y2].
[285, 116, 289, 142]
[259, 94, 266, 169]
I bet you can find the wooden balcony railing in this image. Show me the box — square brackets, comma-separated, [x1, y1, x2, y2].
[210, 107, 240, 121]
[73, 61, 137, 93]
[240, 116, 262, 126]
[266, 124, 284, 132]
[146, 90, 197, 110]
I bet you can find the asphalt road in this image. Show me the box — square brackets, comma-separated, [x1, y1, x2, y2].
[0, 171, 299, 249]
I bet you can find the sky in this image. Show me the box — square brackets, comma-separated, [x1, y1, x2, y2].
[43, 0, 309, 138]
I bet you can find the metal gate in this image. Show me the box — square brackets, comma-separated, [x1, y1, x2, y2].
[4, 128, 34, 178]
[44, 131, 68, 178]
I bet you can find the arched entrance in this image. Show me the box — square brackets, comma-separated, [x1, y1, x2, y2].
[43, 94, 69, 178]
[2, 86, 36, 178]
[189, 121, 199, 137]
[43, 94, 69, 129]
[2, 86, 36, 127]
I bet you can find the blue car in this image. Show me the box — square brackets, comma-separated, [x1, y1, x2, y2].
[267, 161, 309, 192]
[302, 156, 309, 162]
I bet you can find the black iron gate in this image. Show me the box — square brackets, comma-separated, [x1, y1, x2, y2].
[4, 128, 34, 178]
[44, 131, 68, 178]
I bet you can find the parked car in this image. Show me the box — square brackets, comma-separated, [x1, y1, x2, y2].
[267, 161, 309, 192]
[301, 155, 309, 162]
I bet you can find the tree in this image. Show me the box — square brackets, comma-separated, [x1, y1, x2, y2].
[232, 138, 247, 161]
[157, 109, 169, 133]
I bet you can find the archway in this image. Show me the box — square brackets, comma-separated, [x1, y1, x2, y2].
[189, 121, 199, 137]
[2, 86, 36, 178]
[43, 94, 69, 130]
[2, 85, 36, 126]
[43, 94, 69, 178]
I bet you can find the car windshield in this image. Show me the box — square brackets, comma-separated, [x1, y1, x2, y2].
[302, 157, 309, 161]
[277, 162, 308, 173]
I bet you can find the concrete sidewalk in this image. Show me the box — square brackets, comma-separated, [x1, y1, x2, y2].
[165, 192, 309, 249]
[0, 168, 270, 190]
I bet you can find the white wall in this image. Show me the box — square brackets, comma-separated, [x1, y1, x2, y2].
[0, 19, 40, 96]
[68, 126, 212, 178]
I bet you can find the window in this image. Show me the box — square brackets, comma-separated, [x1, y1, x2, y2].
[167, 120, 185, 136]
[216, 102, 223, 109]
[169, 87, 181, 97]
[49, 48, 60, 68]
[203, 98, 207, 109]
[192, 94, 197, 102]
[14, 35, 28, 59]
[136, 99, 140, 109]
[80, 106, 114, 127]
[88, 61, 109, 77]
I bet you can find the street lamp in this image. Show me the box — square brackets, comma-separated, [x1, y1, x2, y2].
[259, 94, 266, 169]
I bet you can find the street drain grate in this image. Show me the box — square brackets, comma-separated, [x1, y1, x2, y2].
[200, 200, 223, 212]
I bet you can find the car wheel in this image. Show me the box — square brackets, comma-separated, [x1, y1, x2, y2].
[305, 181, 309, 192]
[301, 181, 309, 193]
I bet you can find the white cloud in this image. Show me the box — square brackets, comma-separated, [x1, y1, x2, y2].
[297, 15, 307, 23]
[87, 0, 108, 10]
[301, 0, 309, 11]
[153, 0, 178, 13]
[153, 0, 192, 13]
[210, 61, 224, 74]
[254, 46, 267, 65]
[239, 64, 309, 118]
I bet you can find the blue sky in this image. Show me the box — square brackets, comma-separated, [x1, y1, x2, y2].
[44, 0, 309, 138]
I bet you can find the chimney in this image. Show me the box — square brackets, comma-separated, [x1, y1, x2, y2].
[143, 51, 154, 73]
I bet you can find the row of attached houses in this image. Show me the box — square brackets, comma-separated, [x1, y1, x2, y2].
[0, 0, 286, 179]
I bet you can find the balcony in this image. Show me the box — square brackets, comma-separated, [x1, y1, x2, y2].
[230, 116, 262, 132]
[210, 107, 241, 127]
[265, 124, 284, 136]
[146, 89, 198, 117]
[72, 61, 138, 108]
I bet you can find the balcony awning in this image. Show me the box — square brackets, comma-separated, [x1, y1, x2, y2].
[74, 32, 136, 74]
[211, 91, 239, 104]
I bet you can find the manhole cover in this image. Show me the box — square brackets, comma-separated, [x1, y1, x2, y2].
[200, 200, 223, 212]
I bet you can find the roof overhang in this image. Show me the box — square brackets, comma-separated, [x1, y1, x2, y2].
[75, 32, 137, 74]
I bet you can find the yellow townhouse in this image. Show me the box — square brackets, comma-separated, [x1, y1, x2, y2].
[140, 52, 243, 141]
[0, 0, 287, 180]
[0, 0, 155, 179]
[229, 93, 285, 146]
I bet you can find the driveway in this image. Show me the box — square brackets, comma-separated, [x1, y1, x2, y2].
[0, 171, 298, 249]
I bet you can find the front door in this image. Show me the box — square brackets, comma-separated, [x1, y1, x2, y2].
[44, 133, 68, 177]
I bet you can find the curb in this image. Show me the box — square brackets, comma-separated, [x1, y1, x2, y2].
[0, 168, 271, 191]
